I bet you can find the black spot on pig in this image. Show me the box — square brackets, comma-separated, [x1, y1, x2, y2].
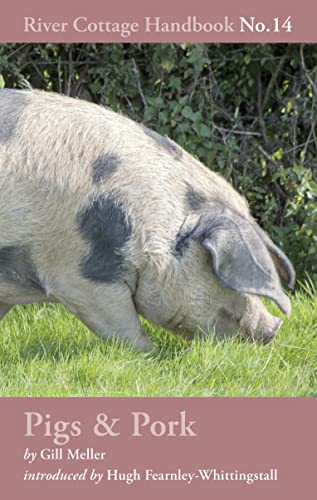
[78, 194, 132, 283]
[92, 154, 120, 184]
[173, 222, 200, 259]
[0, 89, 30, 143]
[186, 187, 207, 211]
[0, 246, 44, 291]
[143, 126, 183, 159]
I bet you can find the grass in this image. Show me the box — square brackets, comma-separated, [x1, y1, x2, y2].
[0, 291, 316, 397]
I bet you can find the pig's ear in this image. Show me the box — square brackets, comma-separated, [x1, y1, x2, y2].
[253, 225, 295, 289]
[195, 211, 293, 316]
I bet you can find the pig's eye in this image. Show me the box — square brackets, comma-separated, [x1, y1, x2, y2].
[220, 307, 242, 324]
[219, 307, 232, 320]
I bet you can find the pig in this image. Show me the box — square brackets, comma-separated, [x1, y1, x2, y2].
[0, 88, 295, 350]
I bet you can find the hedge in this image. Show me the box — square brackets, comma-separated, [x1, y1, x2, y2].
[0, 43, 316, 284]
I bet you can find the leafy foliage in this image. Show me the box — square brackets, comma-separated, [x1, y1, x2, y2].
[0, 43, 316, 283]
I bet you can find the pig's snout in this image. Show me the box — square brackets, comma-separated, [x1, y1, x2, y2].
[240, 296, 285, 344]
[261, 317, 283, 344]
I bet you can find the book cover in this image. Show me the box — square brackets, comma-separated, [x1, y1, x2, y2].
[0, 1, 315, 499]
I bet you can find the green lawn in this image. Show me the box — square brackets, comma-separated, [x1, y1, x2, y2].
[0, 291, 316, 397]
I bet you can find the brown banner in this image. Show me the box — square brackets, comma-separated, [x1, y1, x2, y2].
[0, 398, 315, 499]
[0, 0, 315, 42]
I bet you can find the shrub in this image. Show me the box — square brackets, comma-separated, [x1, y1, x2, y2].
[0, 43, 316, 283]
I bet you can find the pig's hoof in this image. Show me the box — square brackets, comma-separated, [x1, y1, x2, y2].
[132, 335, 154, 352]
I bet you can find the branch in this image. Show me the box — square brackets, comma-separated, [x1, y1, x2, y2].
[132, 58, 147, 108]
[300, 44, 317, 96]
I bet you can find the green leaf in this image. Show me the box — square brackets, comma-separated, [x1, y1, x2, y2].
[143, 106, 156, 121]
[182, 105, 195, 121]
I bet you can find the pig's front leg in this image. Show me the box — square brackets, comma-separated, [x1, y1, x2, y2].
[55, 279, 153, 352]
[0, 303, 12, 321]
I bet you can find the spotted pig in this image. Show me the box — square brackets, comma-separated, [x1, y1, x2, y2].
[0, 89, 295, 350]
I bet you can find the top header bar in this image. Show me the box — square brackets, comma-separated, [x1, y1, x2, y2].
[0, 0, 315, 42]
